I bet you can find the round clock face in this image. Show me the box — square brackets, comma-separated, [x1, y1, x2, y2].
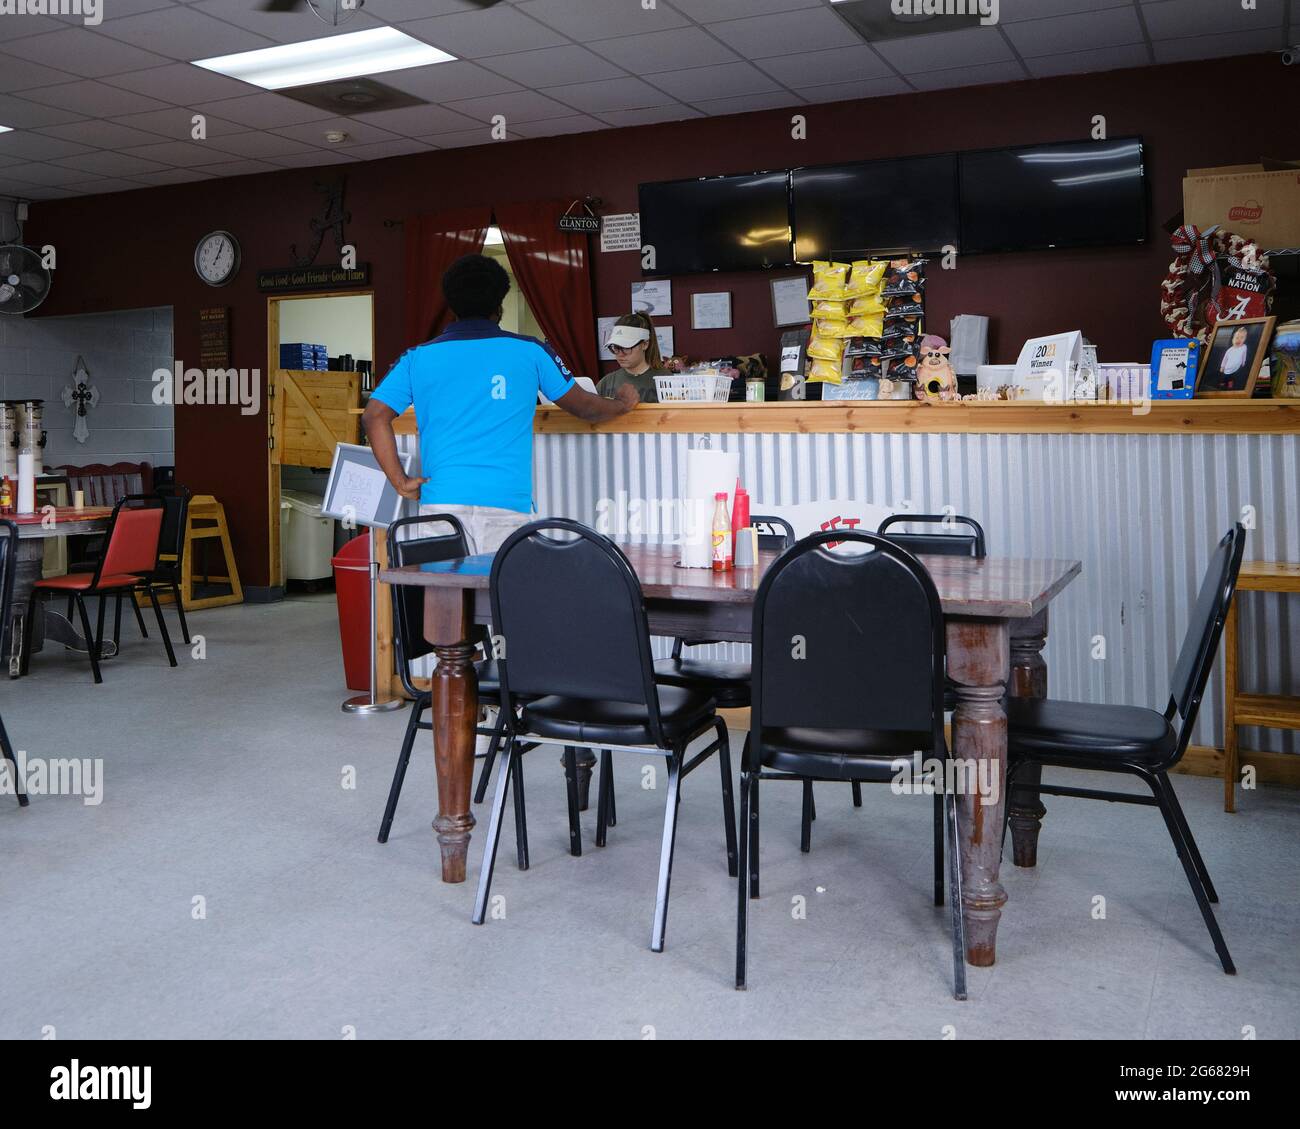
[195, 230, 240, 286]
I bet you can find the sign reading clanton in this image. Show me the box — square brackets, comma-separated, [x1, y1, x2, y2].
[257, 263, 370, 292]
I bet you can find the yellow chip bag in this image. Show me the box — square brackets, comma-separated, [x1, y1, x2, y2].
[843, 314, 884, 338]
[808, 260, 850, 301]
[845, 259, 887, 298]
[849, 294, 886, 316]
[807, 333, 845, 362]
[807, 358, 843, 384]
[810, 300, 850, 319]
[813, 317, 851, 338]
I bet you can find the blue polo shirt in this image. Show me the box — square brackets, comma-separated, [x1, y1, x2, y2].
[371, 319, 576, 513]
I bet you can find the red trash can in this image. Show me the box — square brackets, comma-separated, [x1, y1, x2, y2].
[332, 533, 371, 692]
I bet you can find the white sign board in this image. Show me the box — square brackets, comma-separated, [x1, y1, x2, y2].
[600, 212, 641, 253]
[1013, 330, 1083, 402]
[631, 279, 672, 317]
[771, 275, 811, 327]
[321, 442, 411, 529]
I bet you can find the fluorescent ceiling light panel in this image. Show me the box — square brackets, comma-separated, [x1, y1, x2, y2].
[194, 28, 455, 92]
[0, 125, 13, 134]
[485, 226, 504, 246]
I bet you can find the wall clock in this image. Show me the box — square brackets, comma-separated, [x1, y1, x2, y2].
[194, 230, 240, 287]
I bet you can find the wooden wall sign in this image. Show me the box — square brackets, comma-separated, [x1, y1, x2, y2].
[256, 264, 371, 293]
[198, 306, 230, 368]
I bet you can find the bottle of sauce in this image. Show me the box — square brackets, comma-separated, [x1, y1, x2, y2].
[711, 491, 732, 572]
[0, 475, 13, 516]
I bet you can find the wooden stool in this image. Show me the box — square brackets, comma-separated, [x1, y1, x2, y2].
[1223, 561, 1300, 811]
[181, 495, 243, 610]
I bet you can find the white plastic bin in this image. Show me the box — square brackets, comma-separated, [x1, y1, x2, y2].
[280, 489, 334, 581]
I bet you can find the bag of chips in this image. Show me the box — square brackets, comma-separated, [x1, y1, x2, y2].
[849, 294, 886, 316]
[810, 299, 850, 320]
[807, 332, 845, 362]
[808, 260, 851, 301]
[884, 299, 925, 319]
[813, 317, 852, 338]
[882, 258, 927, 298]
[845, 259, 887, 298]
[807, 358, 843, 384]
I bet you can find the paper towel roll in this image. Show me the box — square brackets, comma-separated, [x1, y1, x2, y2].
[680, 447, 740, 568]
[680, 497, 714, 569]
[17, 449, 35, 515]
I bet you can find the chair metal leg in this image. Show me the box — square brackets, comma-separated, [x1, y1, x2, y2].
[735, 770, 752, 989]
[147, 587, 177, 667]
[1147, 770, 1235, 974]
[750, 768, 761, 900]
[171, 582, 191, 644]
[945, 788, 968, 1001]
[933, 787, 945, 907]
[20, 590, 38, 676]
[511, 749, 529, 871]
[852, 781, 863, 807]
[596, 748, 612, 848]
[94, 592, 107, 655]
[113, 593, 123, 651]
[650, 752, 683, 953]
[472, 739, 516, 926]
[473, 708, 507, 805]
[716, 719, 738, 877]
[563, 746, 582, 857]
[132, 591, 148, 638]
[606, 751, 616, 827]
[1159, 773, 1219, 902]
[377, 700, 424, 843]
[800, 778, 813, 854]
[0, 712, 29, 808]
[74, 595, 102, 684]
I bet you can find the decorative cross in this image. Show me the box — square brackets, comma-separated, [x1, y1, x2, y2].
[61, 355, 99, 444]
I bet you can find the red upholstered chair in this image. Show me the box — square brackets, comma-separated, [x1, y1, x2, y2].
[23, 497, 176, 684]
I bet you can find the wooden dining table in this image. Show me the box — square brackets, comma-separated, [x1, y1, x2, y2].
[381, 543, 1081, 967]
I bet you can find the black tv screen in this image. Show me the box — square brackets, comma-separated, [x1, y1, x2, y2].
[791, 154, 959, 258]
[638, 171, 792, 275]
[958, 138, 1147, 254]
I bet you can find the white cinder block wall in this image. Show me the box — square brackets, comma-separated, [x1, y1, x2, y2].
[0, 307, 174, 471]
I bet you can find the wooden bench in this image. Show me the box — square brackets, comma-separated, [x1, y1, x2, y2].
[53, 461, 154, 507]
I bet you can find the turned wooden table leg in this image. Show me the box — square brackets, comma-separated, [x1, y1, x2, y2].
[1008, 610, 1049, 868]
[425, 588, 478, 884]
[947, 616, 1010, 968]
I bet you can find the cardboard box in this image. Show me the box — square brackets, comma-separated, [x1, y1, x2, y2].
[1183, 163, 1300, 250]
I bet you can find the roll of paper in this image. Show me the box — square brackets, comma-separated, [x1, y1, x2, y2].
[17, 450, 35, 514]
[680, 498, 714, 569]
[680, 447, 740, 568]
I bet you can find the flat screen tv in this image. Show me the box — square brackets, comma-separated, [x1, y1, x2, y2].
[958, 137, 1147, 254]
[791, 153, 959, 258]
[637, 171, 793, 275]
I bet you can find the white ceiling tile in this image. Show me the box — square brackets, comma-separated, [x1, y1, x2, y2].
[693, 91, 804, 117]
[97, 7, 277, 60]
[999, 0, 1135, 20]
[131, 167, 219, 186]
[907, 61, 1029, 91]
[61, 177, 147, 195]
[52, 149, 170, 176]
[112, 108, 251, 139]
[0, 162, 90, 187]
[516, 0, 690, 40]
[540, 76, 677, 113]
[874, 26, 1015, 72]
[120, 139, 232, 167]
[704, 7, 862, 60]
[0, 15, 69, 41]
[477, 45, 625, 87]
[420, 126, 520, 149]
[19, 81, 171, 118]
[0, 131, 95, 162]
[366, 0, 498, 19]
[672, 0, 821, 18]
[7, 27, 173, 79]
[75, 0, 176, 17]
[0, 184, 79, 200]
[262, 150, 361, 168]
[510, 114, 609, 138]
[596, 105, 704, 128]
[37, 120, 170, 149]
[346, 103, 483, 136]
[444, 89, 581, 124]
[402, 7, 569, 59]
[270, 117, 404, 146]
[198, 131, 321, 159]
[379, 61, 523, 101]
[329, 137, 435, 161]
[189, 93, 336, 129]
[650, 62, 782, 102]
[756, 44, 895, 87]
[0, 52, 79, 91]
[101, 62, 261, 104]
[0, 94, 86, 130]
[795, 75, 912, 102]
[1025, 43, 1152, 78]
[187, 0, 386, 44]
[190, 157, 281, 177]
[1142, 0, 1285, 40]
[1005, 8, 1147, 57]
[590, 27, 741, 73]
[1151, 26, 1290, 63]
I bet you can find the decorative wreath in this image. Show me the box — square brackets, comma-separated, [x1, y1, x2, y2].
[1160, 224, 1273, 340]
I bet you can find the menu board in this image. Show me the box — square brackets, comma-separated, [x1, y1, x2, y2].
[199, 307, 229, 368]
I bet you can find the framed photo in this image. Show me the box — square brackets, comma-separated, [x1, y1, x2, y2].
[691, 291, 732, 330]
[1149, 338, 1199, 400]
[771, 275, 810, 327]
[631, 279, 671, 317]
[1197, 316, 1275, 397]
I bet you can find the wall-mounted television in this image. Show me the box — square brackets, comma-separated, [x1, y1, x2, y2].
[791, 153, 960, 259]
[958, 137, 1147, 254]
[637, 171, 793, 275]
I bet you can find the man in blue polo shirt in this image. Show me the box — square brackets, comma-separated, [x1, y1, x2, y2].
[363, 254, 637, 553]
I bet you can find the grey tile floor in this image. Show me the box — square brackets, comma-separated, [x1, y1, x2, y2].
[1, 595, 1297, 1040]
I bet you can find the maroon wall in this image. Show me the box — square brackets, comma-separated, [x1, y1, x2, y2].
[27, 53, 1296, 587]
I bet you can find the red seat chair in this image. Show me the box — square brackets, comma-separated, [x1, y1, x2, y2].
[23, 498, 175, 684]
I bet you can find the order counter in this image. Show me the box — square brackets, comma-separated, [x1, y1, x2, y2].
[384, 400, 1299, 784]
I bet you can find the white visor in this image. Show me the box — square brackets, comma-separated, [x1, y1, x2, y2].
[606, 325, 651, 349]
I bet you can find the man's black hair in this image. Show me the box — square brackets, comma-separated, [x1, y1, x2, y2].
[443, 253, 511, 320]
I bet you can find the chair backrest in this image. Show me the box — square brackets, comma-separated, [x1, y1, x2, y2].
[157, 486, 191, 563]
[387, 513, 470, 697]
[94, 498, 164, 582]
[752, 531, 947, 751]
[751, 514, 796, 552]
[0, 519, 16, 647]
[55, 461, 153, 508]
[491, 519, 665, 744]
[877, 513, 987, 559]
[1166, 525, 1247, 754]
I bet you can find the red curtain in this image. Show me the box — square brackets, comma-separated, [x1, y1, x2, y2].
[402, 206, 492, 349]
[495, 199, 599, 380]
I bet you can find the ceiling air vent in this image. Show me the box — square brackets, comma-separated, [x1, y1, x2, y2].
[276, 77, 426, 116]
[831, 0, 988, 42]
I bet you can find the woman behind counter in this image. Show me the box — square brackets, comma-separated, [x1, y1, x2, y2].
[597, 312, 668, 403]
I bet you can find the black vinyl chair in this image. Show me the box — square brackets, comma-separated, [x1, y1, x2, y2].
[736, 530, 966, 998]
[1004, 524, 1246, 974]
[473, 519, 736, 952]
[127, 487, 192, 646]
[0, 520, 28, 808]
[377, 513, 526, 856]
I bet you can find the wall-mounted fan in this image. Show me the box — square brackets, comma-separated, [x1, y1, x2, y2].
[0, 244, 51, 316]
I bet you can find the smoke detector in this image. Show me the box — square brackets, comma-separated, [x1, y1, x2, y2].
[324, 130, 350, 144]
